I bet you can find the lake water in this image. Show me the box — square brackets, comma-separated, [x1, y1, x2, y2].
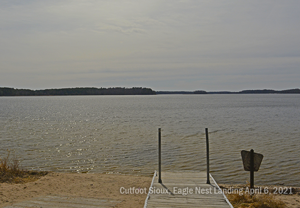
[0, 94, 299, 186]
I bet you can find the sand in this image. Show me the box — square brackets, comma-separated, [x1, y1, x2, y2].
[0, 172, 152, 208]
[220, 184, 300, 208]
[1, 173, 299, 208]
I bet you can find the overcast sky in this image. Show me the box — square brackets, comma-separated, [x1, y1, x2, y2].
[1, 0, 299, 91]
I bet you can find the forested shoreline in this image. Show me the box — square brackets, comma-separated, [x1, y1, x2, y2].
[0, 87, 156, 96]
[0, 87, 299, 96]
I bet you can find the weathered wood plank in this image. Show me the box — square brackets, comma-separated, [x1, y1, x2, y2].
[146, 171, 231, 208]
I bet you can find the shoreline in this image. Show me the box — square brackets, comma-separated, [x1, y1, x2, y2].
[1, 172, 299, 208]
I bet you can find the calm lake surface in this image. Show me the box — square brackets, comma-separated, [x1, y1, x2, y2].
[0, 94, 299, 186]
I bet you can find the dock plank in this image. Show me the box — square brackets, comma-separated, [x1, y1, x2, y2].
[146, 171, 232, 208]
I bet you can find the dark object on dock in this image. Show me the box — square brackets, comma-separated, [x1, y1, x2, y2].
[206, 128, 210, 184]
[158, 128, 162, 183]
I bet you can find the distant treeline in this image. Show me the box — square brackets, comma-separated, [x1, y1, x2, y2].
[0, 87, 156, 96]
[1, 87, 299, 96]
[157, 88, 300, 94]
[208, 88, 300, 94]
[156, 90, 207, 94]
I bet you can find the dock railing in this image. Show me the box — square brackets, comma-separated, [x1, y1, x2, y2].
[143, 170, 157, 208]
[157, 128, 211, 184]
[154, 127, 234, 208]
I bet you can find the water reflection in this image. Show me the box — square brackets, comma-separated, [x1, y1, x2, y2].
[0, 95, 299, 186]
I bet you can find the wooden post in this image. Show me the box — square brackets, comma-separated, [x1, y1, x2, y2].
[206, 128, 210, 184]
[158, 128, 162, 183]
[250, 149, 254, 189]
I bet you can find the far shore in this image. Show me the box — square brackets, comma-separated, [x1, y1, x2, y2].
[1, 172, 299, 208]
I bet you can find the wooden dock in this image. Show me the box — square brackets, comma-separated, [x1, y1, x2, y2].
[145, 171, 233, 208]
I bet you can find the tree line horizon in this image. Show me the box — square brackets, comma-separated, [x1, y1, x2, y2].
[0, 87, 299, 96]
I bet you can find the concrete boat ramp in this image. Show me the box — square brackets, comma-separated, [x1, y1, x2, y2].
[145, 171, 233, 208]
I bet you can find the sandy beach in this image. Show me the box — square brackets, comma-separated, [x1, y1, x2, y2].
[0, 172, 152, 208]
[1, 173, 300, 207]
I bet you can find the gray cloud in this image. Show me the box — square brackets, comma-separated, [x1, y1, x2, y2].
[1, 0, 299, 90]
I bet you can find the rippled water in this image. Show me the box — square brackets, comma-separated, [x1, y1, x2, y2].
[0, 95, 299, 186]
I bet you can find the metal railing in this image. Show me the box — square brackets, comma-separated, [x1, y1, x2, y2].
[157, 128, 211, 184]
